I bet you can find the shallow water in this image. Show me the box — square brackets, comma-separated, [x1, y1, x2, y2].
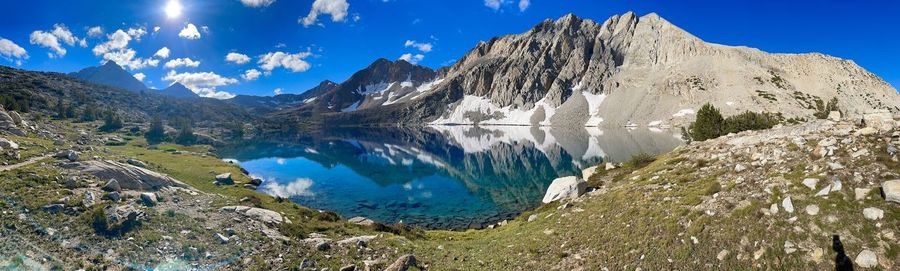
[220, 126, 683, 230]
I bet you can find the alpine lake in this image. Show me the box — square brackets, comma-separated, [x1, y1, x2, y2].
[218, 126, 683, 230]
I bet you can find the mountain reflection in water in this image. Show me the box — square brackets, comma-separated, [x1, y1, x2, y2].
[219, 126, 683, 230]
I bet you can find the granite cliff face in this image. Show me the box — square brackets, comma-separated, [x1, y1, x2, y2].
[312, 12, 900, 127]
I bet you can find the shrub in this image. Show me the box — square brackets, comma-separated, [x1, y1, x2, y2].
[99, 109, 124, 132]
[723, 111, 780, 134]
[145, 117, 167, 144]
[688, 103, 724, 141]
[813, 97, 839, 119]
[174, 120, 197, 145]
[624, 152, 656, 169]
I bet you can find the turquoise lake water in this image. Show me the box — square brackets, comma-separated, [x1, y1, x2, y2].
[220, 126, 682, 230]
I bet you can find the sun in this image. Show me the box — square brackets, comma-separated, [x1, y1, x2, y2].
[164, 0, 183, 19]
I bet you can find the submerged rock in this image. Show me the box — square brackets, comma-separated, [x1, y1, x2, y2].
[542, 176, 586, 203]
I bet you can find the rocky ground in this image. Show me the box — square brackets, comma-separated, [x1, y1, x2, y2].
[0, 103, 897, 270]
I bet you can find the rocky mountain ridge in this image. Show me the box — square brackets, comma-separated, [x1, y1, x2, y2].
[304, 12, 900, 128]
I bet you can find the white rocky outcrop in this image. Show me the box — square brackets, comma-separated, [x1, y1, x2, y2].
[542, 176, 587, 203]
[220, 206, 291, 225]
[62, 160, 190, 191]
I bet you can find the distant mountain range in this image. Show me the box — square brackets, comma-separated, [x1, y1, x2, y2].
[12, 12, 900, 130]
[70, 61, 199, 99]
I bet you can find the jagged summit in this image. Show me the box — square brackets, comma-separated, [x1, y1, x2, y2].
[70, 61, 148, 93]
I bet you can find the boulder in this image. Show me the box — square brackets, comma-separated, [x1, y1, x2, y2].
[215, 233, 230, 244]
[139, 192, 158, 207]
[0, 138, 18, 149]
[862, 208, 883, 220]
[104, 204, 147, 227]
[884, 180, 900, 203]
[55, 150, 79, 162]
[854, 188, 871, 201]
[581, 165, 598, 181]
[8, 111, 24, 126]
[349, 216, 376, 226]
[734, 164, 747, 173]
[102, 179, 122, 192]
[542, 176, 586, 203]
[107, 191, 121, 202]
[220, 206, 291, 225]
[42, 204, 65, 213]
[126, 159, 147, 168]
[63, 160, 189, 191]
[82, 191, 97, 207]
[605, 162, 616, 170]
[0, 107, 26, 136]
[384, 254, 417, 271]
[782, 197, 794, 213]
[215, 173, 234, 185]
[802, 178, 818, 190]
[337, 235, 377, 246]
[863, 111, 895, 132]
[828, 111, 841, 121]
[315, 241, 331, 251]
[249, 178, 263, 186]
[855, 249, 878, 268]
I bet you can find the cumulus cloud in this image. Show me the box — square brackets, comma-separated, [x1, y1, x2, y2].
[154, 47, 170, 59]
[273, 88, 283, 95]
[29, 31, 65, 57]
[91, 29, 157, 70]
[178, 23, 201, 40]
[164, 58, 201, 69]
[153, 26, 161, 32]
[133, 73, 146, 81]
[300, 0, 349, 27]
[484, 0, 529, 11]
[126, 27, 147, 41]
[51, 24, 86, 47]
[162, 70, 238, 99]
[0, 38, 28, 65]
[225, 52, 251, 64]
[242, 69, 261, 81]
[240, 0, 275, 7]
[258, 51, 312, 72]
[399, 53, 424, 64]
[404, 40, 432, 52]
[87, 26, 104, 38]
[260, 178, 314, 198]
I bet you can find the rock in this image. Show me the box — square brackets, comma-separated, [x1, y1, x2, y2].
[883, 180, 900, 203]
[126, 159, 147, 168]
[0, 138, 18, 149]
[42, 204, 65, 213]
[753, 247, 766, 260]
[104, 205, 147, 228]
[215, 173, 234, 185]
[858, 127, 878, 136]
[83, 191, 97, 207]
[828, 111, 841, 121]
[809, 247, 824, 263]
[249, 178, 263, 186]
[299, 258, 316, 269]
[541, 176, 587, 203]
[8, 111, 24, 126]
[337, 235, 376, 246]
[855, 188, 871, 201]
[63, 160, 189, 191]
[734, 164, 747, 173]
[805, 205, 819, 216]
[55, 150, 79, 162]
[864, 111, 895, 132]
[855, 249, 878, 268]
[827, 162, 844, 170]
[0, 107, 26, 136]
[63, 176, 78, 189]
[107, 191, 121, 202]
[581, 165, 598, 180]
[782, 197, 794, 213]
[862, 208, 883, 220]
[802, 178, 818, 190]
[315, 241, 331, 251]
[784, 240, 797, 254]
[528, 214, 538, 222]
[220, 206, 291, 225]
[139, 192, 157, 207]
[102, 179, 121, 192]
[716, 250, 729, 261]
[53, 139, 65, 146]
[339, 264, 356, 271]
[384, 254, 417, 271]
[214, 233, 230, 244]
[769, 203, 778, 215]
[605, 162, 616, 170]
[349, 216, 376, 226]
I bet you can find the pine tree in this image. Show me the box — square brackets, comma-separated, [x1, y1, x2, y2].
[145, 117, 166, 144]
[174, 119, 197, 145]
[688, 103, 725, 141]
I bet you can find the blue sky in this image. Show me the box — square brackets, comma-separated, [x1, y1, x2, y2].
[0, 0, 897, 98]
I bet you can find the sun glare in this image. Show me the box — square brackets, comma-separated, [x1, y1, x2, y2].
[165, 0, 182, 19]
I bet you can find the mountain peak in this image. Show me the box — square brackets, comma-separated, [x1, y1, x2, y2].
[158, 82, 199, 99]
[101, 60, 124, 70]
[71, 62, 146, 92]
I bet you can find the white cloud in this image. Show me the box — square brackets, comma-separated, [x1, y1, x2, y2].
[154, 47, 170, 59]
[164, 57, 201, 69]
[101, 48, 159, 70]
[260, 178, 314, 198]
[258, 51, 312, 72]
[133, 73, 146, 81]
[126, 27, 147, 41]
[404, 40, 432, 52]
[51, 24, 85, 47]
[92, 29, 131, 55]
[242, 69, 261, 81]
[240, 0, 275, 7]
[162, 70, 238, 99]
[484, 0, 529, 11]
[0, 38, 28, 65]
[29, 31, 65, 58]
[178, 23, 201, 40]
[225, 52, 251, 64]
[300, 0, 349, 27]
[399, 53, 424, 64]
[153, 26, 161, 32]
[273, 88, 283, 95]
[87, 26, 104, 38]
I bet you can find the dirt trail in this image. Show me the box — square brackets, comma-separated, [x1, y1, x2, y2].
[0, 154, 53, 172]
